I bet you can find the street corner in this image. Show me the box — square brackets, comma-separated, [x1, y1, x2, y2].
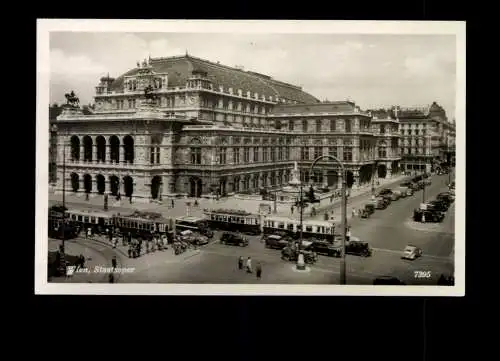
[403, 218, 447, 233]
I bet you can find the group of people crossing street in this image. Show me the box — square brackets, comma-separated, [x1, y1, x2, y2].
[238, 256, 262, 279]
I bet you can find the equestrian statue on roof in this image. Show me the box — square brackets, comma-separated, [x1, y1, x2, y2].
[64, 91, 80, 107]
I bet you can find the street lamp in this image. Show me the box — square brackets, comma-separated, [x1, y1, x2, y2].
[371, 160, 378, 195]
[309, 155, 347, 285]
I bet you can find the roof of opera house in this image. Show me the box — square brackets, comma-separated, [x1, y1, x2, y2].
[270, 101, 361, 115]
[108, 55, 320, 104]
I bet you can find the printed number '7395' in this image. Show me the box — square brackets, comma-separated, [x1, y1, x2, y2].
[414, 271, 431, 278]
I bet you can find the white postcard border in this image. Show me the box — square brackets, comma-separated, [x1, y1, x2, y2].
[35, 19, 466, 296]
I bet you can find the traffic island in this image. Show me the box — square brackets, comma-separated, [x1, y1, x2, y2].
[295, 253, 309, 272]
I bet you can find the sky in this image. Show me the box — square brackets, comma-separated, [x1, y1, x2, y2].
[49, 32, 456, 118]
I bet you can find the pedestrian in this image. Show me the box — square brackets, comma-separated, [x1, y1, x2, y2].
[246, 257, 252, 273]
[346, 227, 351, 242]
[324, 212, 329, 221]
[256, 262, 262, 279]
[238, 256, 244, 270]
[330, 195, 333, 203]
[87, 227, 92, 239]
[171, 199, 175, 209]
[111, 255, 117, 270]
[129, 195, 133, 204]
[352, 208, 357, 217]
[108, 273, 115, 283]
[85, 193, 89, 201]
[127, 246, 132, 258]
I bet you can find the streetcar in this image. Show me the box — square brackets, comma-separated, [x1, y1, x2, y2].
[203, 208, 261, 235]
[66, 209, 114, 235]
[48, 206, 78, 239]
[114, 211, 171, 239]
[174, 216, 213, 238]
[262, 216, 336, 241]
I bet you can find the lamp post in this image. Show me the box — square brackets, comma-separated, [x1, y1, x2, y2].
[309, 155, 347, 285]
[371, 160, 378, 195]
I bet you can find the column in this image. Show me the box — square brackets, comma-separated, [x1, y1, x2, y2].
[386, 161, 392, 178]
[105, 143, 111, 164]
[121, 145, 126, 163]
[352, 170, 360, 189]
[258, 173, 264, 188]
[79, 175, 84, 194]
[93, 144, 98, 163]
[80, 144, 84, 163]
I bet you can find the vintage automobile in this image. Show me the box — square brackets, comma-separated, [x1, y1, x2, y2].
[413, 209, 445, 223]
[361, 203, 375, 218]
[402, 245, 422, 260]
[281, 243, 317, 264]
[372, 197, 388, 210]
[311, 240, 342, 257]
[179, 230, 209, 246]
[345, 237, 372, 257]
[391, 191, 402, 201]
[400, 182, 418, 191]
[397, 186, 413, 197]
[427, 200, 449, 213]
[220, 232, 249, 247]
[437, 192, 454, 203]
[264, 234, 290, 249]
[373, 276, 406, 285]
[377, 188, 393, 196]
[449, 181, 455, 189]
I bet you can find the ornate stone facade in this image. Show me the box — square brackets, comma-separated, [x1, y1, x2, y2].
[51, 54, 408, 202]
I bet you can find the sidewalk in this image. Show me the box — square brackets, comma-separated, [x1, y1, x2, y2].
[49, 174, 409, 223]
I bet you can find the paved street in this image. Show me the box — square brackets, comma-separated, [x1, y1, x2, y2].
[118, 173, 454, 285]
[49, 173, 455, 285]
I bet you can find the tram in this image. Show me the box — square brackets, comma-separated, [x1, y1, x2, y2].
[48, 206, 79, 239]
[113, 211, 171, 239]
[203, 208, 261, 235]
[262, 216, 336, 241]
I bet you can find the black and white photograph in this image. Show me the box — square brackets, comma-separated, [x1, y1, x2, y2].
[36, 20, 465, 295]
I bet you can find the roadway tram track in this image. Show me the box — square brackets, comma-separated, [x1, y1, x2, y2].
[49, 237, 125, 283]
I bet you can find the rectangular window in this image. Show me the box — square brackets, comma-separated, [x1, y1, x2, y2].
[218, 148, 227, 164]
[288, 120, 294, 131]
[263, 148, 268, 162]
[278, 147, 283, 161]
[302, 120, 308, 132]
[330, 119, 336, 132]
[316, 119, 322, 132]
[234, 148, 240, 164]
[314, 147, 322, 159]
[345, 119, 351, 132]
[253, 147, 259, 162]
[270, 147, 275, 162]
[343, 147, 353, 161]
[285, 147, 290, 160]
[244, 148, 249, 163]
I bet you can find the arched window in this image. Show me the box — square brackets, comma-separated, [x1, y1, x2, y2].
[109, 135, 120, 163]
[123, 135, 134, 164]
[70, 136, 80, 161]
[96, 136, 106, 162]
[83, 136, 93, 162]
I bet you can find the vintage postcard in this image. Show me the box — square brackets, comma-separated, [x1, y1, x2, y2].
[36, 19, 465, 295]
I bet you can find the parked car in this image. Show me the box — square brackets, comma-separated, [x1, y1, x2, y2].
[372, 197, 388, 210]
[220, 232, 249, 247]
[427, 200, 448, 212]
[413, 209, 444, 223]
[264, 234, 290, 249]
[401, 182, 418, 191]
[373, 276, 406, 285]
[361, 203, 375, 218]
[398, 186, 413, 196]
[391, 191, 402, 201]
[402, 245, 422, 260]
[377, 188, 393, 196]
[437, 192, 454, 203]
[311, 240, 342, 257]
